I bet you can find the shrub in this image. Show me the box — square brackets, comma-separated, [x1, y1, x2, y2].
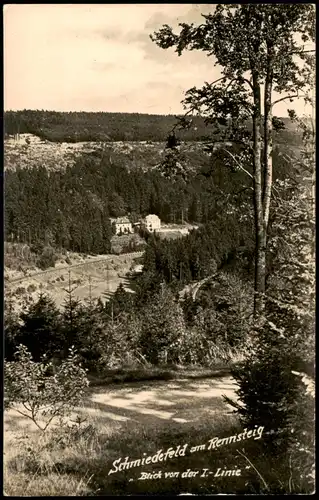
[37, 246, 58, 270]
[139, 288, 186, 364]
[4, 345, 89, 431]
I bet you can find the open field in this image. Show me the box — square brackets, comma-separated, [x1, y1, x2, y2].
[5, 369, 296, 496]
[5, 251, 143, 312]
[4, 372, 238, 437]
[156, 223, 200, 241]
[4, 372, 250, 496]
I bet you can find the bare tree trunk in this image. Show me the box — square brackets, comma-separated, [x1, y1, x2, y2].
[252, 75, 265, 316]
[263, 44, 274, 292]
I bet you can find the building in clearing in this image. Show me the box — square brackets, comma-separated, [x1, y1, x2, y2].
[142, 214, 161, 232]
[110, 217, 133, 235]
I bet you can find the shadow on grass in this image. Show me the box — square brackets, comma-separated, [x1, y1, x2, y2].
[79, 374, 238, 430]
[88, 364, 232, 387]
[6, 404, 313, 495]
[48, 419, 294, 495]
[5, 374, 237, 438]
[78, 396, 232, 428]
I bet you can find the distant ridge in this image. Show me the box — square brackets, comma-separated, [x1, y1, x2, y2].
[4, 109, 301, 144]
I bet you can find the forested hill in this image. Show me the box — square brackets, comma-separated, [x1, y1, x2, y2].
[4, 109, 302, 144]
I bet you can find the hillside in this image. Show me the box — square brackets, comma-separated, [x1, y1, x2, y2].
[4, 110, 210, 142]
[4, 130, 302, 174]
[5, 244, 143, 314]
[4, 134, 210, 173]
[4, 109, 302, 144]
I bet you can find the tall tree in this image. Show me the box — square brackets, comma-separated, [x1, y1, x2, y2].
[225, 114, 315, 469]
[17, 294, 62, 361]
[151, 4, 315, 314]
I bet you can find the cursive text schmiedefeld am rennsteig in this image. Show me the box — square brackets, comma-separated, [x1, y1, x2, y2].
[108, 426, 264, 475]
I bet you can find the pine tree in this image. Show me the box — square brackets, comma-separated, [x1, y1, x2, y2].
[4, 296, 21, 361]
[17, 294, 62, 362]
[139, 287, 186, 365]
[61, 271, 83, 358]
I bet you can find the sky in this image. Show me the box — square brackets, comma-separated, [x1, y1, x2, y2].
[4, 4, 314, 117]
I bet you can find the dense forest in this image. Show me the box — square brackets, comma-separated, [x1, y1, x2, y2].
[4, 109, 302, 144]
[4, 140, 292, 259]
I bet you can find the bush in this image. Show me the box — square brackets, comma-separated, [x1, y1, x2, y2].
[37, 246, 58, 270]
[4, 345, 89, 431]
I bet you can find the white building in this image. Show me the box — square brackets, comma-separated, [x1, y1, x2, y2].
[142, 214, 161, 232]
[110, 217, 133, 235]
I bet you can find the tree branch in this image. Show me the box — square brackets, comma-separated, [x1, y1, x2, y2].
[272, 94, 307, 108]
[227, 138, 254, 153]
[288, 49, 315, 56]
[219, 148, 253, 179]
[241, 77, 254, 91]
[233, 186, 254, 196]
[9, 406, 45, 431]
[210, 76, 228, 86]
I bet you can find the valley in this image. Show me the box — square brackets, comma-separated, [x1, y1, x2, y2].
[5, 251, 144, 313]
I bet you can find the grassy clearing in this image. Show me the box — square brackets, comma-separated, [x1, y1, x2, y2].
[4, 367, 311, 496]
[4, 411, 299, 496]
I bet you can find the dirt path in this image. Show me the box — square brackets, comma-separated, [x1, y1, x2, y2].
[179, 273, 219, 301]
[4, 375, 238, 438]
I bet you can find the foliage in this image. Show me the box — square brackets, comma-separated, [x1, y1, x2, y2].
[159, 132, 195, 182]
[225, 115, 315, 488]
[151, 3, 315, 314]
[138, 287, 186, 364]
[4, 345, 89, 431]
[193, 272, 254, 347]
[36, 245, 58, 270]
[97, 313, 143, 370]
[140, 217, 254, 290]
[4, 297, 22, 361]
[7, 294, 62, 362]
[68, 302, 107, 372]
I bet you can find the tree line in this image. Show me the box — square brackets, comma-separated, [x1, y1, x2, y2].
[4, 110, 210, 143]
[5, 128, 297, 259]
[5, 142, 259, 255]
[4, 109, 301, 144]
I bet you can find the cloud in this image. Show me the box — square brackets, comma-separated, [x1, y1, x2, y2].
[4, 4, 311, 116]
[144, 4, 216, 30]
[4, 4, 219, 112]
[145, 11, 176, 30]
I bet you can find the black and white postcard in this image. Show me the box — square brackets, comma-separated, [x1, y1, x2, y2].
[3, 3, 315, 496]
